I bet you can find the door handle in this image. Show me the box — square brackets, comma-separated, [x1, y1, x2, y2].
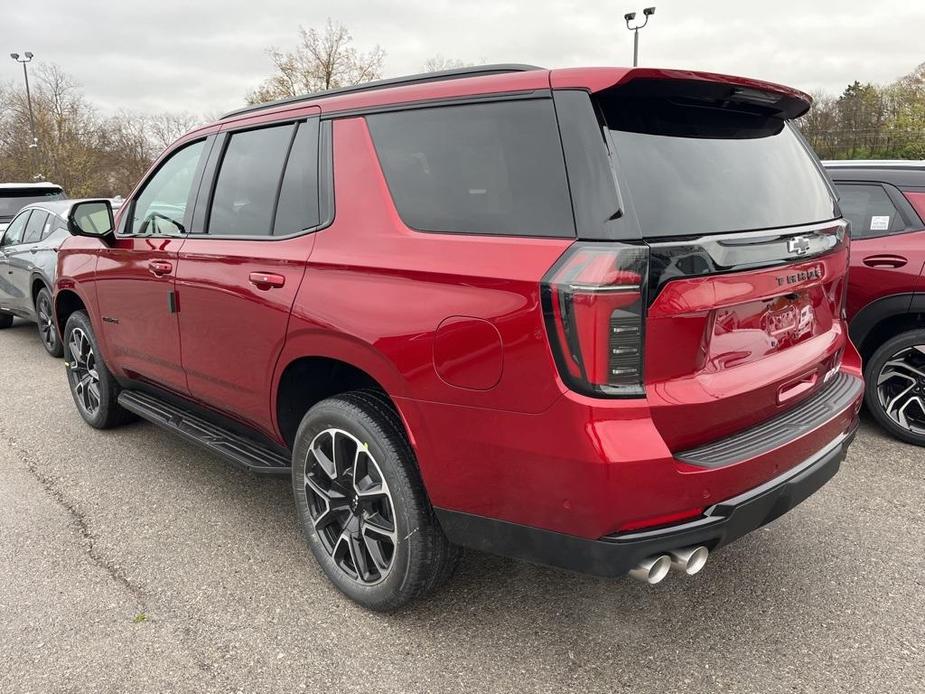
[249, 272, 286, 290]
[862, 254, 907, 269]
[148, 260, 173, 276]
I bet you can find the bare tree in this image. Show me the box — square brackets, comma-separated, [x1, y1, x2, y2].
[422, 55, 471, 72]
[247, 20, 385, 104]
[146, 112, 203, 151]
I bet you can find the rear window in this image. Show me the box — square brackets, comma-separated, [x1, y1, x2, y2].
[0, 188, 65, 219]
[367, 99, 575, 238]
[599, 89, 837, 238]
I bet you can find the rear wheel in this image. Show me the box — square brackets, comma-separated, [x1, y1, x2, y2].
[865, 329, 925, 446]
[63, 311, 132, 429]
[0, 313, 12, 329]
[291, 391, 459, 611]
[35, 287, 63, 357]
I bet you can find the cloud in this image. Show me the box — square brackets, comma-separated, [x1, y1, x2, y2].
[2, 0, 922, 115]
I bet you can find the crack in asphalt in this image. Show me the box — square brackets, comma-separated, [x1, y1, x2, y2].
[3, 430, 146, 607]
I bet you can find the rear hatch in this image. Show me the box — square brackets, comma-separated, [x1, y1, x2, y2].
[543, 73, 848, 453]
[606, 76, 846, 451]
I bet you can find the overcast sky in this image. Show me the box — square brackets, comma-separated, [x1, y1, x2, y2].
[2, 0, 923, 117]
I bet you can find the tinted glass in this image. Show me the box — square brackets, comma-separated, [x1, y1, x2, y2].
[602, 103, 836, 238]
[22, 210, 49, 244]
[274, 120, 320, 235]
[209, 124, 295, 236]
[835, 184, 906, 238]
[131, 140, 205, 236]
[1, 211, 30, 246]
[0, 189, 64, 219]
[367, 99, 575, 237]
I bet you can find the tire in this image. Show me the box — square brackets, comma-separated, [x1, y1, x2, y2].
[864, 328, 925, 446]
[0, 313, 12, 329]
[291, 390, 460, 611]
[35, 287, 63, 357]
[63, 311, 132, 429]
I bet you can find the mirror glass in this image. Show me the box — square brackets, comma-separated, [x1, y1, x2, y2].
[72, 201, 113, 236]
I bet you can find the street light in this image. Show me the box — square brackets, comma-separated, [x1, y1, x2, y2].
[624, 7, 656, 67]
[10, 51, 39, 179]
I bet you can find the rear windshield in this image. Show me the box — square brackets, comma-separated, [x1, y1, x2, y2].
[600, 93, 837, 238]
[0, 189, 65, 219]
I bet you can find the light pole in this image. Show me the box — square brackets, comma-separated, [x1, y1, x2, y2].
[10, 51, 39, 179]
[624, 7, 656, 67]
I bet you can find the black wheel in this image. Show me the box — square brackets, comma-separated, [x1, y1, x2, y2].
[865, 328, 925, 446]
[63, 311, 132, 429]
[292, 390, 460, 611]
[0, 313, 12, 329]
[35, 287, 63, 357]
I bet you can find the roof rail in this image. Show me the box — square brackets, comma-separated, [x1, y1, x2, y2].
[221, 63, 546, 120]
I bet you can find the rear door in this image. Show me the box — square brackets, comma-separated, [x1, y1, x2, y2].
[175, 113, 324, 434]
[95, 138, 209, 394]
[832, 181, 925, 319]
[591, 79, 845, 452]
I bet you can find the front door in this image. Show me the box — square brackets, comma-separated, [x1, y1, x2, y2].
[176, 117, 321, 434]
[0, 210, 33, 316]
[96, 138, 209, 394]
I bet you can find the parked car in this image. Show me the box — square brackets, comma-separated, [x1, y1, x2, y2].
[53, 65, 862, 610]
[0, 182, 66, 233]
[0, 199, 77, 356]
[823, 160, 925, 445]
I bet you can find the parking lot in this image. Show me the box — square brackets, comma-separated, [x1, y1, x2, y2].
[0, 318, 922, 693]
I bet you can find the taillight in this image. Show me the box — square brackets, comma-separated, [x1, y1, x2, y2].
[541, 242, 648, 397]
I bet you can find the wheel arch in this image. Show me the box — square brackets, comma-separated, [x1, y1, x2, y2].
[850, 293, 925, 363]
[53, 288, 89, 335]
[272, 334, 416, 453]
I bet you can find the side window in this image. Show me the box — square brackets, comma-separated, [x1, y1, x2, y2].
[22, 210, 49, 244]
[366, 99, 575, 237]
[1, 211, 31, 247]
[274, 119, 321, 235]
[836, 183, 906, 239]
[130, 140, 206, 236]
[208, 124, 295, 236]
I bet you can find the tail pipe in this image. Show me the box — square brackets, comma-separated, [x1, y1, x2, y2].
[669, 546, 709, 575]
[629, 546, 709, 584]
[628, 554, 671, 584]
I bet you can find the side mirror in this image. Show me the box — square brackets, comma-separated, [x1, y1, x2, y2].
[68, 200, 115, 239]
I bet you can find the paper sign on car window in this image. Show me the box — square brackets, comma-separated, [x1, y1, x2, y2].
[870, 215, 890, 231]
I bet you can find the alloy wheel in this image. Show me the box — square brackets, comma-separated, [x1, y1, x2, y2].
[304, 428, 397, 585]
[68, 328, 101, 416]
[876, 345, 925, 433]
[37, 294, 57, 351]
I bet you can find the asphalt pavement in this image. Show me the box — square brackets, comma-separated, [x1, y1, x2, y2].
[0, 318, 922, 693]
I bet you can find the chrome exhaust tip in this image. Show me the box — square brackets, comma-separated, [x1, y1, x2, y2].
[668, 546, 709, 576]
[628, 554, 672, 584]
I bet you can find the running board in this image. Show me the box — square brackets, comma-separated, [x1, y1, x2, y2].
[117, 390, 291, 475]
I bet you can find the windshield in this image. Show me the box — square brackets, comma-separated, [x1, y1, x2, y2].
[0, 190, 65, 219]
[600, 93, 837, 238]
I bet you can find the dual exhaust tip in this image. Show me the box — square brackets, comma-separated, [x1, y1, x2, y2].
[628, 546, 709, 585]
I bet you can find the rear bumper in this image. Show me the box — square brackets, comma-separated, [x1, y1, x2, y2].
[435, 423, 856, 577]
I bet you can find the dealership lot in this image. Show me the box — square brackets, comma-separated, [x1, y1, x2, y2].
[0, 319, 922, 693]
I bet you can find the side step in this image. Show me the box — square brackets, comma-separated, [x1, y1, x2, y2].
[117, 390, 291, 475]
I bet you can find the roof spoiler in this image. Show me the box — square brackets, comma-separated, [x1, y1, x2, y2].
[554, 67, 812, 120]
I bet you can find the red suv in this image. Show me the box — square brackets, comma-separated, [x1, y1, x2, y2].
[54, 65, 862, 610]
[824, 160, 925, 445]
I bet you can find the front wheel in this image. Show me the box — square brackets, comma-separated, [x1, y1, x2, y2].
[63, 311, 132, 429]
[291, 391, 460, 611]
[865, 328, 925, 446]
[36, 287, 63, 357]
[0, 313, 12, 329]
